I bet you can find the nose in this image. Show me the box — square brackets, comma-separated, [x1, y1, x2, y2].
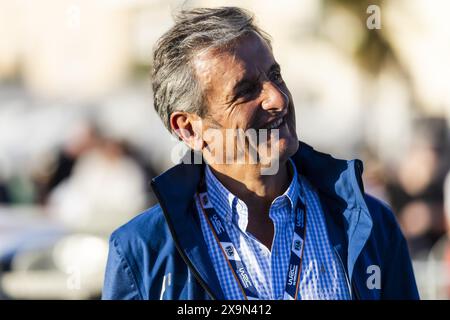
[260, 81, 289, 112]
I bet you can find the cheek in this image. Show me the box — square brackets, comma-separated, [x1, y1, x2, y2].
[245, 103, 264, 127]
[229, 105, 258, 129]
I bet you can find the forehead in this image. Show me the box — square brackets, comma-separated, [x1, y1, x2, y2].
[192, 33, 275, 100]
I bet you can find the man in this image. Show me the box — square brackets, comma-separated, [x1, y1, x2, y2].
[102, 7, 419, 300]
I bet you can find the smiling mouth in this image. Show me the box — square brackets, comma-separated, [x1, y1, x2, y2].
[264, 116, 286, 130]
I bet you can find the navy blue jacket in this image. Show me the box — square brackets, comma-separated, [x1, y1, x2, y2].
[102, 142, 419, 300]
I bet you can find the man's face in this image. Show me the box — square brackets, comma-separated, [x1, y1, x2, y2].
[193, 32, 299, 172]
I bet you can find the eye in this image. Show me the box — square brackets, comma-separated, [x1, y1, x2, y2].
[270, 70, 284, 84]
[239, 82, 260, 98]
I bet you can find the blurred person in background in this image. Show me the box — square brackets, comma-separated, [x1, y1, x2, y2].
[47, 135, 148, 236]
[34, 121, 101, 205]
[103, 7, 418, 300]
[386, 118, 449, 259]
[0, 116, 154, 299]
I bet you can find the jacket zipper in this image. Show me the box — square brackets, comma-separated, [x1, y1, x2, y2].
[333, 246, 360, 300]
[152, 185, 217, 300]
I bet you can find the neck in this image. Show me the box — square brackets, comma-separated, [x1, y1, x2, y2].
[207, 161, 291, 209]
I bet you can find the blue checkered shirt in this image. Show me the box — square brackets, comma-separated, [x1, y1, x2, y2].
[195, 159, 351, 300]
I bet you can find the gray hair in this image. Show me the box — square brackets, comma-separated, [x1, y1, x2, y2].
[151, 6, 272, 133]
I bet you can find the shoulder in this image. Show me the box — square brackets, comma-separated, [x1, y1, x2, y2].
[103, 204, 171, 300]
[364, 194, 398, 226]
[109, 203, 171, 254]
[363, 194, 405, 243]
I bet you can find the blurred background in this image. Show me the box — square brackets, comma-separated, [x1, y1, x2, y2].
[1, 0, 450, 299]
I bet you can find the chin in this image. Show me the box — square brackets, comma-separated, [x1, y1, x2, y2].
[257, 134, 298, 169]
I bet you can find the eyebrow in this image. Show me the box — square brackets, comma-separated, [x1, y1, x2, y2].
[228, 62, 281, 104]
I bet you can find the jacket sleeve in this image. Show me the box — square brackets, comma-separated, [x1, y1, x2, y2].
[102, 233, 142, 300]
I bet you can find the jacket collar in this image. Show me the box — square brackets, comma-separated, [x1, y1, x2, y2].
[151, 141, 373, 299]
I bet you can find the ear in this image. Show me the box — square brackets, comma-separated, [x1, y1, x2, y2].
[170, 111, 204, 151]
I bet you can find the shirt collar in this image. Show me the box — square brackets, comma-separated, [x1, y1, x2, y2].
[204, 158, 303, 231]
